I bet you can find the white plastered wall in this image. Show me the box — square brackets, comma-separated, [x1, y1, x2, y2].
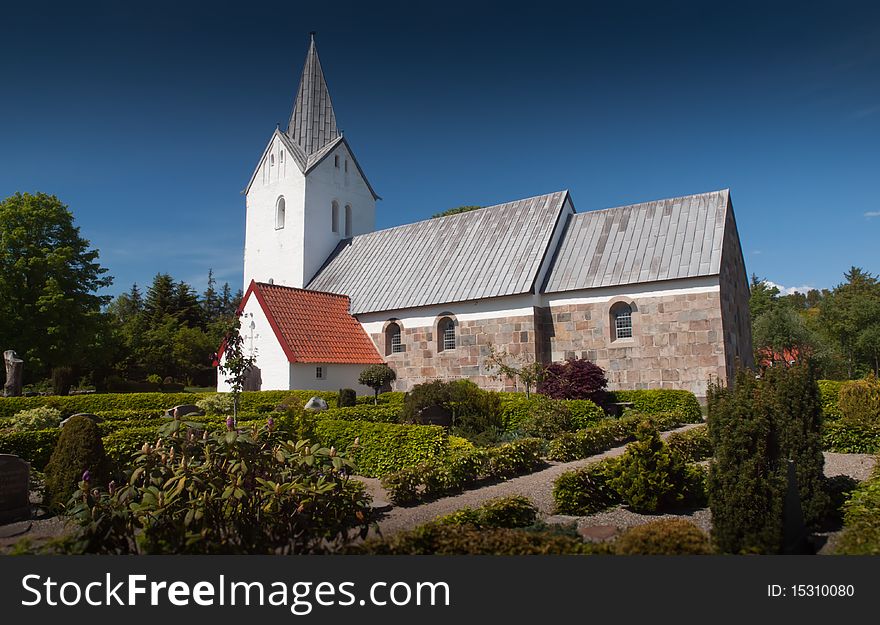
[289, 363, 373, 395]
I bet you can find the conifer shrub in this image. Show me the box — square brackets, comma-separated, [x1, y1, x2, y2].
[614, 519, 712, 555]
[338, 388, 357, 408]
[536, 357, 608, 405]
[43, 415, 110, 510]
[609, 421, 689, 513]
[837, 375, 880, 425]
[707, 371, 786, 554]
[435, 496, 538, 529]
[553, 458, 622, 515]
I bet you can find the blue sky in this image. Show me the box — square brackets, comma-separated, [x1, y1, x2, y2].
[1, 1, 878, 297]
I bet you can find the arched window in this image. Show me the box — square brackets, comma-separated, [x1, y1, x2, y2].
[385, 322, 403, 355]
[438, 317, 456, 351]
[344, 204, 352, 237]
[331, 201, 339, 233]
[275, 196, 286, 229]
[611, 302, 633, 340]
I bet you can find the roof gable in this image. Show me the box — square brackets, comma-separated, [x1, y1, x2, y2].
[244, 280, 383, 364]
[543, 189, 730, 293]
[307, 191, 570, 314]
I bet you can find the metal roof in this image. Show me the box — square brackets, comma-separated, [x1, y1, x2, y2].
[286, 34, 339, 157]
[543, 189, 730, 293]
[307, 191, 571, 314]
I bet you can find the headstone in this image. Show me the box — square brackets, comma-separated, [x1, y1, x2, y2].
[163, 404, 204, 419]
[417, 404, 452, 427]
[304, 397, 329, 412]
[3, 350, 23, 397]
[60, 413, 103, 427]
[782, 459, 810, 554]
[0, 454, 30, 525]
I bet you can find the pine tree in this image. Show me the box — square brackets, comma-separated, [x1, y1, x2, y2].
[144, 273, 176, 325]
[202, 269, 219, 323]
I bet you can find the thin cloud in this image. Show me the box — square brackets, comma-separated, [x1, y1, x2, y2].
[864, 211, 880, 218]
[763, 280, 816, 296]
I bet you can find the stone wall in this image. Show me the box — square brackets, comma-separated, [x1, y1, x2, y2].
[370, 312, 541, 392]
[542, 289, 728, 397]
[718, 200, 754, 378]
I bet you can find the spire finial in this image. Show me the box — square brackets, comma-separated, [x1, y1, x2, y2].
[309, 31, 316, 42]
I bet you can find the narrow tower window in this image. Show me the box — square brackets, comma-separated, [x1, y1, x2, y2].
[275, 196, 286, 229]
[331, 201, 339, 233]
[344, 204, 352, 237]
[334, 155, 339, 168]
[344, 159, 349, 173]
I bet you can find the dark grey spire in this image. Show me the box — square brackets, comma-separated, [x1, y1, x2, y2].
[286, 34, 340, 156]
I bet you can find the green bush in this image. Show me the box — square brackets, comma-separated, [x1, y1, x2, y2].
[484, 438, 544, 479]
[553, 458, 621, 515]
[436, 496, 538, 529]
[43, 416, 110, 510]
[823, 421, 880, 453]
[319, 405, 401, 423]
[838, 376, 880, 425]
[315, 419, 448, 477]
[61, 419, 371, 554]
[0, 429, 61, 469]
[608, 389, 703, 423]
[9, 406, 63, 431]
[824, 475, 859, 527]
[835, 463, 880, 555]
[338, 388, 357, 408]
[610, 421, 689, 513]
[195, 393, 234, 415]
[818, 380, 845, 420]
[351, 523, 604, 555]
[666, 425, 713, 462]
[614, 519, 712, 555]
[402, 380, 502, 434]
[355, 392, 405, 405]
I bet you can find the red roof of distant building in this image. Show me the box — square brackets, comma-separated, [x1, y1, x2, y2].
[241, 280, 384, 365]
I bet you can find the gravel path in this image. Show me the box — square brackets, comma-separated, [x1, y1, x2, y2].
[365, 423, 705, 536]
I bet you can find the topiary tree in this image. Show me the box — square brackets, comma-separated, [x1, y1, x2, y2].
[536, 357, 607, 405]
[610, 421, 688, 513]
[358, 364, 397, 404]
[43, 415, 110, 510]
[707, 370, 786, 554]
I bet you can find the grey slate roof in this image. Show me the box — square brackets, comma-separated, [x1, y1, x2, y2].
[307, 191, 571, 314]
[543, 189, 730, 293]
[287, 34, 339, 156]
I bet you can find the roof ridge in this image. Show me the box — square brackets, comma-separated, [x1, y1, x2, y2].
[255, 281, 350, 300]
[576, 189, 728, 218]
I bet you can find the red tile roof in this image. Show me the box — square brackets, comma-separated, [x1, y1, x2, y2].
[244, 280, 384, 365]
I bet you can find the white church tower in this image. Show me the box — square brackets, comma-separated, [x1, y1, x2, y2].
[243, 34, 379, 289]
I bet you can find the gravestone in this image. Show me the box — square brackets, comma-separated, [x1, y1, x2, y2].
[3, 350, 23, 397]
[0, 455, 30, 524]
[163, 404, 204, 419]
[60, 413, 103, 427]
[304, 397, 329, 412]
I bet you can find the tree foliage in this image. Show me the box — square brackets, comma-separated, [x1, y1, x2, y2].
[536, 357, 607, 404]
[358, 364, 397, 404]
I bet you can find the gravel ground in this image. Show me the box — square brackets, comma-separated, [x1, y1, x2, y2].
[822, 452, 875, 481]
[366, 423, 705, 537]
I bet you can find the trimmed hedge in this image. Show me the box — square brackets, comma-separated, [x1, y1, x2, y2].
[823, 421, 880, 453]
[553, 458, 621, 515]
[381, 438, 545, 505]
[314, 419, 448, 477]
[435, 496, 538, 529]
[838, 377, 880, 424]
[500, 395, 605, 433]
[607, 389, 702, 423]
[319, 405, 401, 423]
[835, 462, 880, 555]
[666, 425, 713, 462]
[0, 429, 62, 470]
[818, 380, 845, 420]
[355, 392, 405, 405]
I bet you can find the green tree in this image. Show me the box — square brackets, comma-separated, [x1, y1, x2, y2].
[752, 306, 818, 363]
[358, 364, 397, 404]
[820, 267, 880, 378]
[0, 192, 112, 380]
[749, 274, 780, 320]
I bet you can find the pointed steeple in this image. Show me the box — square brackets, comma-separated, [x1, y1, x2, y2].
[287, 33, 340, 157]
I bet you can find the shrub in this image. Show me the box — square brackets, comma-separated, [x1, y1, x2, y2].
[610, 421, 689, 513]
[835, 464, 880, 555]
[0, 429, 62, 469]
[352, 523, 602, 555]
[358, 364, 397, 403]
[403, 379, 502, 435]
[485, 438, 544, 479]
[614, 519, 712, 555]
[436, 496, 538, 529]
[9, 406, 63, 431]
[838, 376, 880, 425]
[823, 421, 880, 453]
[818, 379, 845, 420]
[195, 393, 234, 415]
[707, 370, 786, 554]
[319, 405, 401, 423]
[553, 458, 621, 515]
[824, 475, 859, 527]
[338, 388, 357, 408]
[608, 389, 703, 423]
[666, 425, 713, 462]
[43, 415, 110, 510]
[61, 419, 371, 554]
[566, 399, 607, 429]
[537, 357, 607, 404]
[315, 419, 448, 477]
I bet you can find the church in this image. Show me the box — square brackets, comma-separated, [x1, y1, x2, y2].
[217, 35, 753, 398]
